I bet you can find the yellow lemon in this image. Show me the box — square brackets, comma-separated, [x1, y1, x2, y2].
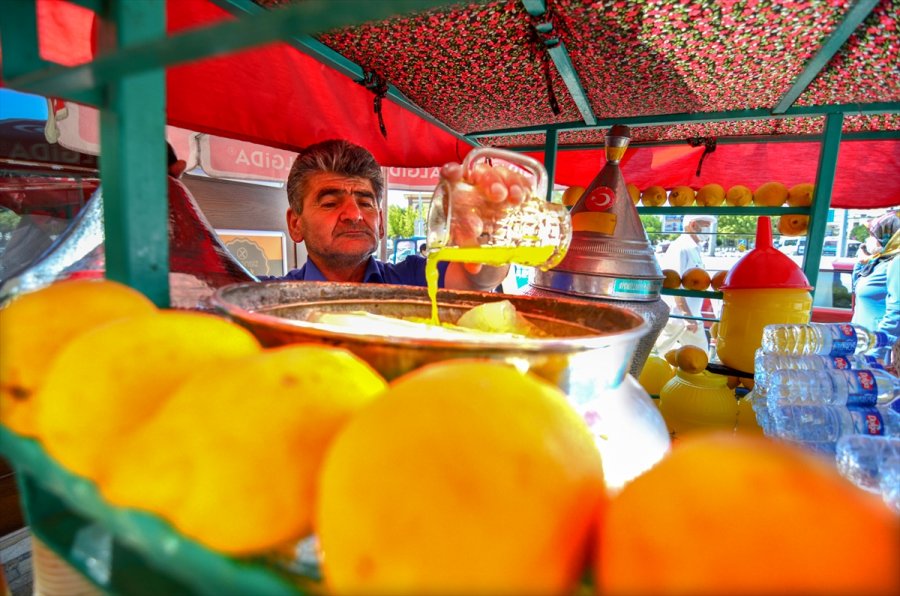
[638, 355, 675, 396]
[664, 349, 679, 367]
[100, 344, 386, 555]
[640, 185, 667, 207]
[317, 360, 605, 595]
[787, 183, 814, 207]
[626, 183, 641, 204]
[561, 185, 585, 207]
[681, 267, 711, 291]
[596, 434, 900, 595]
[725, 185, 752, 207]
[661, 269, 682, 289]
[35, 311, 261, 479]
[754, 181, 788, 206]
[710, 270, 728, 291]
[667, 185, 695, 207]
[675, 345, 709, 374]
[696, 183, 725, 207]
[778, 214, 809, 236]
[0, 279, 156, 436]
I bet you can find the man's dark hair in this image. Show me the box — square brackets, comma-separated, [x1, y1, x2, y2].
[286, 139, 384, 214]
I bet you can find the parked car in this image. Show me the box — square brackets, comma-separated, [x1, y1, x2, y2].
[811, 258, 855, 322]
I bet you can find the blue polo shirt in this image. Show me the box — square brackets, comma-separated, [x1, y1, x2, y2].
[262, 255, 448, 287]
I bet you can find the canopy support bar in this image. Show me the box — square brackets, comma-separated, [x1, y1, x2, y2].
[1, 0, 457, 102]
[466, 102, 900, 139]
[803, 113, 844, 287]
[521, 0, 597, 126]
[773, 0, 880, 114]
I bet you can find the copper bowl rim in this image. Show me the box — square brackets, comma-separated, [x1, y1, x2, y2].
[211, 281, 649, 354]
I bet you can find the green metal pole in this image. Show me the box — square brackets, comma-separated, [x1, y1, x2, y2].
[803, 112, 843, 288]
[98, 1, 169, 306]
[543, 128, 559, 202]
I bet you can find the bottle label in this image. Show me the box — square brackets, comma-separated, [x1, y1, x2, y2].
[826, 324, 858, 356]
[874, 331, 889, 348]
[861, 355, 884, 370]
[848, 407, 887, 436]
[839, 369, 879, 407]
[830, 356, 852, 369]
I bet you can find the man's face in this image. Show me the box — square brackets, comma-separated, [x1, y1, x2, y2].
[286, 172, 384, 267]
[689, 221, 710, 244]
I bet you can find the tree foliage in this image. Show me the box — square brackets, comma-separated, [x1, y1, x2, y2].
[387, 205, 415, 238]
[849, 223, 869, 243]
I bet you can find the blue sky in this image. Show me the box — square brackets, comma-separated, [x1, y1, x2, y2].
[0, 89, 48, 120]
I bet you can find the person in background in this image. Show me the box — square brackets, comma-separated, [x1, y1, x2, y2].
[853, 211, 899, 290]
[419, 243, 428, 257]
[655, 213, 716, 354]
[852, 225, 900, 363]
[263, 139, 516, 291]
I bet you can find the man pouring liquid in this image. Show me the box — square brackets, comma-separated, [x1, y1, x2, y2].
[262, 139, 519, 292]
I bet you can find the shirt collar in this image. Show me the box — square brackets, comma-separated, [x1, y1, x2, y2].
[303, 256, 385, 283]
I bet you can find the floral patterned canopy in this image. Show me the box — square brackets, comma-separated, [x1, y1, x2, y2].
[278, 0, 900, 141]
[8, 0, 899, 206]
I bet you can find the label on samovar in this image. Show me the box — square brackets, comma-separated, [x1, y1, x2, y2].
[584, 186, 616, 212]
[610, 277, 661, 298]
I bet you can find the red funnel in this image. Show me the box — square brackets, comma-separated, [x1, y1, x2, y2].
[720, 216, 812, 290]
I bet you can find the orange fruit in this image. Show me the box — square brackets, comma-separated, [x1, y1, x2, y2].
[626, 183, 641, 204]
[640, 185, 667, 206]
[596, 433, 900, 595]
[100, 345, 386, 555]
[778, 214, 809, 236]
[667, 185, 695, 206]
[663, 349, 679, 367]
[725, 185, 752, 206]
[0, 279, 157, 437]
[35, 311, 262, 480]
[754, 181, 788, 206]
[675, 345, 708, 374]
[710, 270, 728, 291]
[561, 185, 585, 207]
[316, 360, 605, 595]
[661, 269, 681, 289]
[695, 183, 725, 207]
[787, 182, 814, 206]
[726, 375, 741, 389]
[681, 267, 711, 290]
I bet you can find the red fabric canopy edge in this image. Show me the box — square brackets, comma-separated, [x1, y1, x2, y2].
[525, 140, 900, 210]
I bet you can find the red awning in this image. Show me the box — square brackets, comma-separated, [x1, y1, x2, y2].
[527, 140, 900, 210]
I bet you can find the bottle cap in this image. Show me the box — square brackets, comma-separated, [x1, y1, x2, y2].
[720, 216, 812, 290]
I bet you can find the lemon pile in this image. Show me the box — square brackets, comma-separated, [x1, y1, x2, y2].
[630, 181, 814, 208]
[2, 279, 897, 595]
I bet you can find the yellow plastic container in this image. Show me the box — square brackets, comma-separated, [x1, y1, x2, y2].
[658, 369, 738, 440]
[716, 288, 811, 372]
[715, 216, 812, 373]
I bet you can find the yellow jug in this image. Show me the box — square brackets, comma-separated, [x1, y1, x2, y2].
[658, 369, 738, 441]
[715, 216, 812, 373]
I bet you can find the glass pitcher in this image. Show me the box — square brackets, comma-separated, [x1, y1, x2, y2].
[426, 148, 572, 270]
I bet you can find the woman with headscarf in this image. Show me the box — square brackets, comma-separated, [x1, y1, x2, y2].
[851, 213, 900, 361]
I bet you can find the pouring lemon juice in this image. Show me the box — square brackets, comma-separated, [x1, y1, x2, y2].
[424, 149, 572, 324]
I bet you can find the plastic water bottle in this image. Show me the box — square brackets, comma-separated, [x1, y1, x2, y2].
[769, 403, 900, 444]
[835, 435, 900, 497]
[761, 323, 890, 356]
[765, 367, 900, 408]
[753, 349, 883, 393]
[878, 456, 900, 512]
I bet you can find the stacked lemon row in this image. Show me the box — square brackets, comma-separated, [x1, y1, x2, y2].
[1, 279, 897, 594]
